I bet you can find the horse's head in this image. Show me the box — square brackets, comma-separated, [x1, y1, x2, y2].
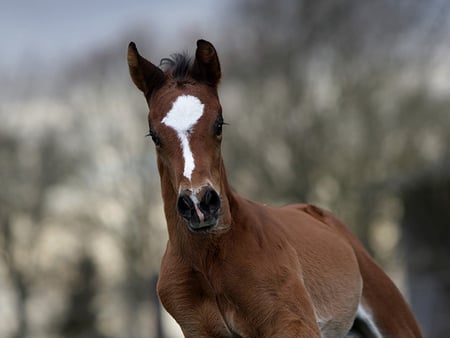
[128, 40, 229, 233]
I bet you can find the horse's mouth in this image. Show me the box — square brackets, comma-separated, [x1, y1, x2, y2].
[186, 218, 219, 233]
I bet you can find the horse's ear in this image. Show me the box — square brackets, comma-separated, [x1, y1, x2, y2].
[192, 39, 221, 87]
[127, 42, 165, 97]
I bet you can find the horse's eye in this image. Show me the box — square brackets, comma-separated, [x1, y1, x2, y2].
[214, 116, 225, 137]
[146, 128, 161, 146]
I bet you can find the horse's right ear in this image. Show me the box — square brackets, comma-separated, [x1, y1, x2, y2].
[127, 42, 165, 97]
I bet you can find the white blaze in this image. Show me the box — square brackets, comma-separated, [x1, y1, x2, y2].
[161, 95, 205, 180]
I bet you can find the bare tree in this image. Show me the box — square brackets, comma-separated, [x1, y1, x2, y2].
[220, 2, 450, 335]
[0, 130, 83, 338]
[222, 0, 450, 248]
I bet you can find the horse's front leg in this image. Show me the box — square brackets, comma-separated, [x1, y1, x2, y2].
[223, 264, 323, 337]
[157, 250, 230, 338]
[260, 302, 322, 338]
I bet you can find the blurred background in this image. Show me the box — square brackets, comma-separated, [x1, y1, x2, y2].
[1, 0, 449, 337]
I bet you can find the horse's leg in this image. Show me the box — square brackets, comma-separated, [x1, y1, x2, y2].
[346, 330, 365, 338]
[157, 249, 230, 338]
[225, 268, 323, 337]
[345, 316, 374, 338]
[262, 303, 322, 338]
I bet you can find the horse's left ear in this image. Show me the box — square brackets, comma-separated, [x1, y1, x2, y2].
[192, 39, 221, 87]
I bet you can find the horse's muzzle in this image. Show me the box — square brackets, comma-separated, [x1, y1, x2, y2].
[177, 186, 221, 232]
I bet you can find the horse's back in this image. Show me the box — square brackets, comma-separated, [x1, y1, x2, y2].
[295, 203, 423, 338]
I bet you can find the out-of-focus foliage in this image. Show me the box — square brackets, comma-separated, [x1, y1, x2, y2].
[401, 170, 450, 337]
[221, 0, 450, 249]
[0, 1, 449, 337]
[219, 2, 450, 336]
[0, 36, 170, 337]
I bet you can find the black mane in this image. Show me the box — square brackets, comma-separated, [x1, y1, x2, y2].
[160, 52, 193, 82]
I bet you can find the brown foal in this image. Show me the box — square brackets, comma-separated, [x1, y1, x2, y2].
[127, 39, 423, 338]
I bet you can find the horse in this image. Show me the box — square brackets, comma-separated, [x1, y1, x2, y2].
[127, 39, 423, 337]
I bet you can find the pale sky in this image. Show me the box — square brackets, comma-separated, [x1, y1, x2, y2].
[1, 0, 230, 69]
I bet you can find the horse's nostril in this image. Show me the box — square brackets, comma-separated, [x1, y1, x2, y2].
[177, 188, 220, 230]
[200, 188, 221, 214]
[177, 193, 194, 219]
